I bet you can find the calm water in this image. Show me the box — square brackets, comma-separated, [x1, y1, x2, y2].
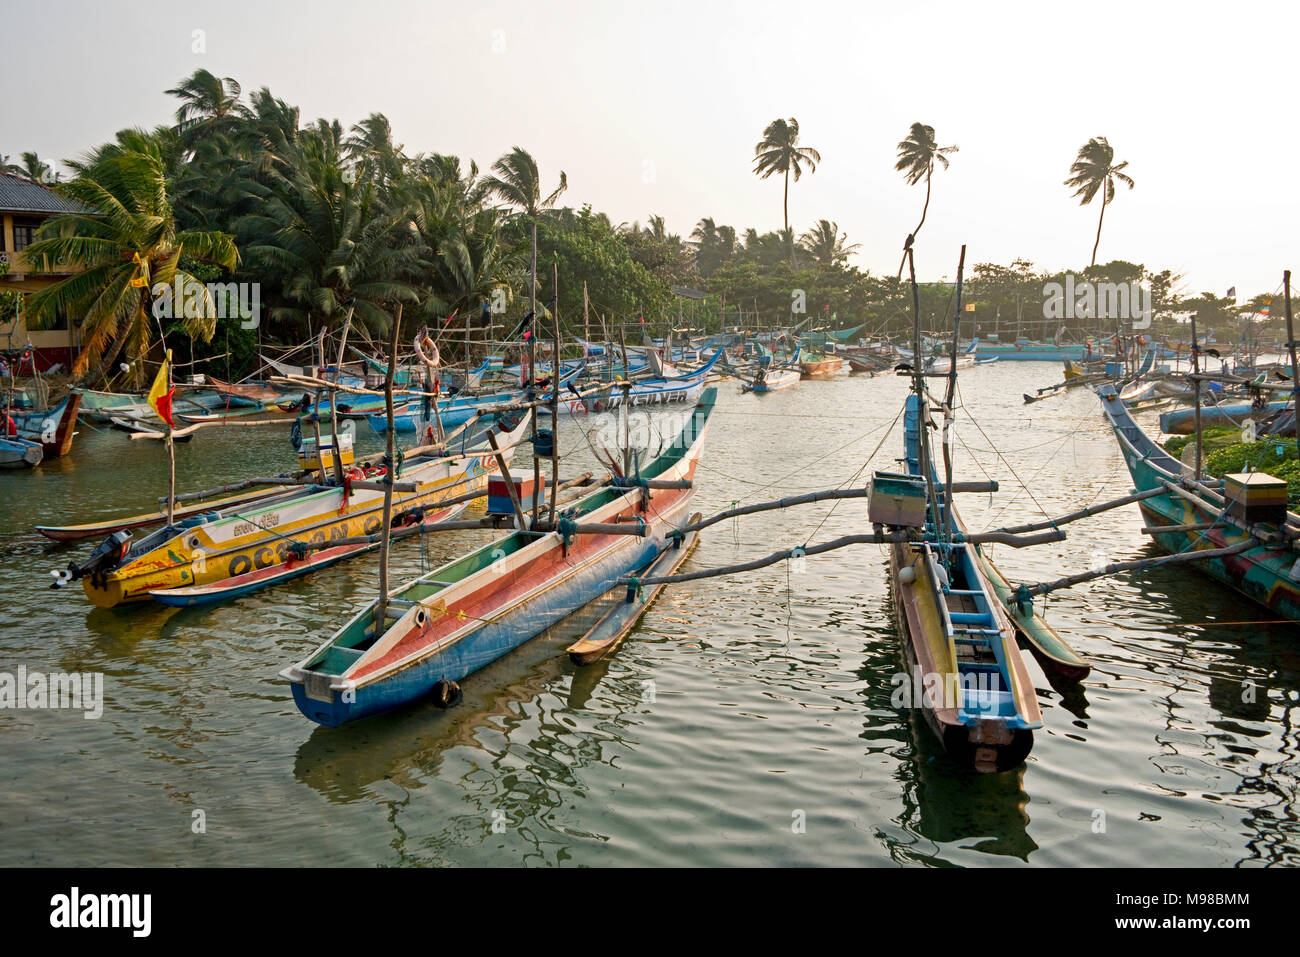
[1, 363, 1297, 867]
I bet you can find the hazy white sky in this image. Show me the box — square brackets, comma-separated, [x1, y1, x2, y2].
[2, 0, 1295, 296]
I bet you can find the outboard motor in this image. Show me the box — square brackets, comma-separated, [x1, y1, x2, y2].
[52, 530, 132, 589]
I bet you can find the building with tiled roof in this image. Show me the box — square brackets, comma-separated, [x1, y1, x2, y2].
[1, 171, 92, 370]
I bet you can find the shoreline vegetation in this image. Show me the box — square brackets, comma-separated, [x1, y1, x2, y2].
[1, 69, 1292, 388]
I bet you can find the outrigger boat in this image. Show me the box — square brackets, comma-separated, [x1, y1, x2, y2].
[280, 387, 716, 726]
[0, 435, 43, 469]
[740, 347, 802, 394]
[36, 484, 299, 542]
[57, 414, 532, 607]
[887, 392, 1043, 772]
[370, 364, 586, 435]
[8, 391, 80, 459]
[147, 500, 473, 607]
[799, 351, 843, 379]
[1098, 383, 1300, 619]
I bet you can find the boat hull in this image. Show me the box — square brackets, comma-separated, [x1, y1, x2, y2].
[284, 391, 715, 726]
[1100, 386, 1300, 619]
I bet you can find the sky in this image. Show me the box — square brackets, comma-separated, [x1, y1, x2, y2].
[2, 0, 1295, 297]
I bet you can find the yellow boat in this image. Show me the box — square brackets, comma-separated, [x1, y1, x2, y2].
[1062, 359, 1087, 380]
[65, 415, 531, 608]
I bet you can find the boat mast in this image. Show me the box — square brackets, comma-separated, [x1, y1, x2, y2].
[1190, 310, 1202, 478]
[329, 303, 354, 487]
[549, 262, 560, 524]
[942, 245, 967, 551]
[376, 304, 402, 628]
[529, 220, 540, 526]
[1285, 270, 1299, 414]
[905, 240, 940, 540]
[165, 348, 176, 526]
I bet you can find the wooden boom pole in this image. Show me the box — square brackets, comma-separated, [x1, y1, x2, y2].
[376, 304, 402, 628]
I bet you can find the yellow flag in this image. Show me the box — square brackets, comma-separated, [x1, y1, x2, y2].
[130, 252, 149, 288]
[147, 350, 174, 427]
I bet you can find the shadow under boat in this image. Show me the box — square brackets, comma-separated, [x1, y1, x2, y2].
[290, 599, 646, 806]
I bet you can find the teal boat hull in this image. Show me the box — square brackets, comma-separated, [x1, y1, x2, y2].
[1099, 386, 1300, 619]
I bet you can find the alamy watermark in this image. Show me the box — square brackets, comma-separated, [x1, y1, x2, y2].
[1043, 274, 1151, 329]
[0, 667, 103, 718]
[151, 277, 260, 329]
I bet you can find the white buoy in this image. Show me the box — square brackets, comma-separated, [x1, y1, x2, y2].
[899, 565, 916, 586]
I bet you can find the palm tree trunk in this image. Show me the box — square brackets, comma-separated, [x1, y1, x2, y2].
[897, 168, 934, 278]
[79, 328, 131, 391]
[1091, 194, 1108, 267]
[914, 169, 932, 238]
[783, 168, 789, 234]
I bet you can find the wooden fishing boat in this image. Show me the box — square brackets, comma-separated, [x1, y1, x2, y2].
[566, 516, 701, 664]
[176, 405, 301, 425]
[0, 435, 43, 469]
[887, 394, 1043, 772]
[1160, 400, 1292, 435]
[848, 358, 883, 374]
[201, 375, 285, 405]
[59, 414, 532, 607]
[74, 388, 154, 423]
[601, 350, 723, 408]
[35, 485, 297, 542]
[927, 340, 979, 374]
[109, 416, 195, 442]
[371, 365, 585, 435]
[799, 352, 843, 378]
[147, 501, 471, 607]
[745, 367, 801, 393]
[9, 392, 80, 458]
[1099, 384, 1300, 619]
[280, 387, 716, 726]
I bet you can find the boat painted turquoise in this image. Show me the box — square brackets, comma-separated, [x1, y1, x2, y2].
[971, 340, 1098, 362]
[368, 364, 586, 435]
[1099, 384, 1300, 619]
[1159, 400, 1293, 435]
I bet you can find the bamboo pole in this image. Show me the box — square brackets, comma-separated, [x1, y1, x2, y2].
[487, 428, 530, 531]
[991, 486, 1170, 535]
[549, 261, 560, 524]
[629, 528, 1067, 587]
[1285, 270, 1299, 412]
[330, 305, 354, 486]
[530, 221, 540, 526]
[1022, 539, 1259, 598]
[1190, 311, 1203, 478]
[376, 305, 402, 628]
[165, 349, 176, 526]
[942, 245, 967, 549]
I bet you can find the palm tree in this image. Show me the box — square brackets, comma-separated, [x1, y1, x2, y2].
[4, 151, 52, 183]
[24, 148, 238, 388]
[241, 125, 422, 337]
[1065, 136, 1134, 266]
[799, 219, 860, 266]
[484, 146, 567, 218]
[165, 69, 246, 136]
[895, 122, 958, 249]
[752, 118, 821, 236]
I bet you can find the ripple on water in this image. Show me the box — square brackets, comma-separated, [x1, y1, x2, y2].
[0, 363, 1297, 865]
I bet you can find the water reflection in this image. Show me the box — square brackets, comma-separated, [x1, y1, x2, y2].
[2, 364, 1299, 866]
